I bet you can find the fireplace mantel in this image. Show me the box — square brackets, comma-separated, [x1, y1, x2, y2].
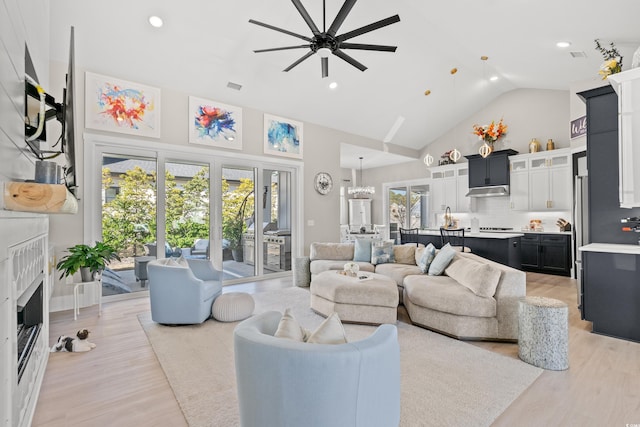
[0, 211, 49, 427]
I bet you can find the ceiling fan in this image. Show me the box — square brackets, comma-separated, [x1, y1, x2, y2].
[249, 0, 400, 78]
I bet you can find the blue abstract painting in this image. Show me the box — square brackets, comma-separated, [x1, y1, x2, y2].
[188, 97, 243, 150]
[264, 114, 303, 159]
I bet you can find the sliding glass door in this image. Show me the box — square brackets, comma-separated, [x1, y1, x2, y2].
[90, 138, 299, 296]
[101, 153, 157, 296]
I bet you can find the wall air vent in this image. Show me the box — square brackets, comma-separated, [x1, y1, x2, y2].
[570, 51, 587, 58]
[227, 81, 242, 91]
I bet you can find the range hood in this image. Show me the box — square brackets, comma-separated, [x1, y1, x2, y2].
[465, 185, 510, 198]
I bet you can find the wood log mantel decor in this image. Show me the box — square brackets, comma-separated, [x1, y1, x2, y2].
[3, 181, 78, 214]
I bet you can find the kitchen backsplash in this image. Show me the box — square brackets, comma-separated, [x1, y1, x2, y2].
[446, 197, 571, 232]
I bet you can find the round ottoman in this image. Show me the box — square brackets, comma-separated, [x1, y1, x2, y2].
[518, 296, 569, 370]
[212, 292, 255, 322]
[310, 270, 399, 325]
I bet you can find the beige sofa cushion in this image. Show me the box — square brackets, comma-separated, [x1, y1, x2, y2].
[310, 242, 354, 261]
[403, 275, 497, 318]
[444, 256, 502, 298]
[393, 245, 416, 265]
[373, 263, 422, 286]
[310, 260, 375, 275]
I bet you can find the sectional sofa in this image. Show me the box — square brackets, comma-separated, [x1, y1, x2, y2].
[306, 242, 526, 341]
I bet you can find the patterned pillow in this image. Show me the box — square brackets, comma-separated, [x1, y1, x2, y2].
[371, 240, 395, 265]
[428, 243, 457, 276]
[418, 243, 437, 273]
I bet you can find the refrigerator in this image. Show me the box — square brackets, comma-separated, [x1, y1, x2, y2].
[573, 174, 588, 318]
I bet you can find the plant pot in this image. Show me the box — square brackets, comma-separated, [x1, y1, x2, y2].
[80, 267, 94, 282]
[232, 248, 244, 262]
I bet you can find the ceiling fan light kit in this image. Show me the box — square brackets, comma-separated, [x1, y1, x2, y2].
[250, 0, 400, 78]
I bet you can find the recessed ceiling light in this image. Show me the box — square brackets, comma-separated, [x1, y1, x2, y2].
[489, 76, 499, 82]
[149, 16, 163, 28]
[329, 81, 338, 89]
[556, 41, 571, 48]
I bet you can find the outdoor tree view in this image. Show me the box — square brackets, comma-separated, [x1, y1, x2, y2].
[101, 161, 256, 293]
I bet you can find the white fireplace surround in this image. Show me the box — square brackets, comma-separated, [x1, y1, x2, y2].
[0, 212, 49, 427]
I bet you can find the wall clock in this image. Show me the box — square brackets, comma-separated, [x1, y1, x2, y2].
[314, 172, 333, 195]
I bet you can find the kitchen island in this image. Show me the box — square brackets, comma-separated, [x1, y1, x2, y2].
[414, 230, 524, 269]
[579, 243, 640, 342]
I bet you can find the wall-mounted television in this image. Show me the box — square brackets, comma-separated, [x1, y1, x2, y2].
[23, 26, 77, 197]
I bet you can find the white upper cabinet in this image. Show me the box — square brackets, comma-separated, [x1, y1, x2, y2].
[510, 149, 572, 211]
[429, 164, 470, 213]
[608, 68, 640, 208]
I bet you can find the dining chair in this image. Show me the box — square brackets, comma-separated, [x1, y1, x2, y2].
[439, 227, 471, 252]
[399, 227, 419, 245]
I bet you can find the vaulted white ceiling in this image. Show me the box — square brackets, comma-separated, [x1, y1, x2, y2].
[49, 0, 640, 169]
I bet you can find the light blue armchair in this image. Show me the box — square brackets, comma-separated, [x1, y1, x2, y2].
[147, 258, 222, 324]
[233, 311, 401, 427]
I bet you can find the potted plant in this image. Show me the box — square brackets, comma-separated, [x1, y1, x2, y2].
[223, 216, 245, 261]
[56, 241, 121, 282]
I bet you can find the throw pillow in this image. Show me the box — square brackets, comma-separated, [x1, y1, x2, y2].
[306, 312, 348, 344]
[353, 239, 373, 262]
[428, 243, 457, 276]
[371, 240, 395, 265]
[418, 243, 437, 273]
[393, 244, 416, 265]
[444, 257, 502, 298]
[274, 308, 306, 342]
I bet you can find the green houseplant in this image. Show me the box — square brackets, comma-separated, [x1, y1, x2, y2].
[56, 241, 121, 282]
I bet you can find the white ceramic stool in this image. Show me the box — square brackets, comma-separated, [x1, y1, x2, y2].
[212, 292, 254, 322]
[518, 296, 569, 370]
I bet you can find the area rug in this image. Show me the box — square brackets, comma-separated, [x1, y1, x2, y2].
[139, 287, 542, 427]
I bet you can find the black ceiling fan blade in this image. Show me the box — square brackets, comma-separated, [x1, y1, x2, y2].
[254, 44, 312, 53]
[336, 15, 400, 42]
[283, 51, 315, 72]
[333, 49, 367, 72]
[321, 57, 329, 78]
[339, 42, 397, 52]
[249, 19, 312, 42]
[291, 0, 321, 36]
[327, 0, 357, 37]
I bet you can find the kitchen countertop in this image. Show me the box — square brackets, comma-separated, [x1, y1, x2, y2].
[579, 243, 640, 255]
[418, 230, 524, 239]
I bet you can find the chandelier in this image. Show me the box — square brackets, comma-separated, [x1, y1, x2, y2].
[348, 156, 375, 198]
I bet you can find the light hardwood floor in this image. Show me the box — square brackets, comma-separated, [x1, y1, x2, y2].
[32, 273, 640, 426]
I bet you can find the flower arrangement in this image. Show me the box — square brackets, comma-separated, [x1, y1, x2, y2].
[343, 262, 359, 277]
[595, 39, 623, 80]
[472, 118, 508, 146]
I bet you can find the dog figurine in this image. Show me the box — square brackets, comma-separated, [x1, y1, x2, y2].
[50, 328, 96, 352]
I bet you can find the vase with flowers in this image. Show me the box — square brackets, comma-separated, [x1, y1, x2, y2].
[472, 118, 508, 156]
[595, 39, 623, 80]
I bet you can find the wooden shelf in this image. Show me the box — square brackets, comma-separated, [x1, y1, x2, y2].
[3, 181, 78, 214]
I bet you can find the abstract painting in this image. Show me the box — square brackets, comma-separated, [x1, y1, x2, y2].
[85, 72, 161, 138]
[188, 96, 243, 150]
[263, 114, 303, 159]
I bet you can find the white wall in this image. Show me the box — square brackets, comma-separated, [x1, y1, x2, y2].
[363, 88, 571, 226]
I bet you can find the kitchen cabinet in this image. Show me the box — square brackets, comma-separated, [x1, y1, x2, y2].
[581, 247, 640, 342]
[466, 149, 517, 188]
[520, 233, 571, 276]
[429, 164, 470, 213]
[416, 232, 522, 269]
[509, 170, 529, 210]
[608, 68, 640, 208]
[578, 85, 640, 244]
[528, 151, 571, 210]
